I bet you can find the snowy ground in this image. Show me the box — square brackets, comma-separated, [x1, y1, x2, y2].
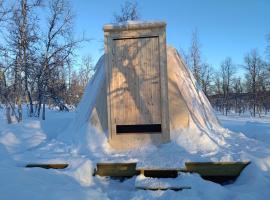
[218, 113, 270, 146]
[1, 108, 270, 199]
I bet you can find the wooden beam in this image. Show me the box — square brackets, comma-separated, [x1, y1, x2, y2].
[94, 162, 138, 177]
[183, 161, 250, 184]
[137, 169, 179, 178]
[25, 163, 68, 169]
[94, 161, 251, 184]
[184, 161, 250, 176]
[136, 186, 191, 191]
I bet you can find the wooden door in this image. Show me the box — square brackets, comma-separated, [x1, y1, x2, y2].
[109, 37, 161, 133]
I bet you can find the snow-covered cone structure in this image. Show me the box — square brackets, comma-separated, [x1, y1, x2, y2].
[67, 21, 222, 151]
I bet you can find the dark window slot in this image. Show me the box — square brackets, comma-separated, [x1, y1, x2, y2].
[113, 36, 158, 40]
[116, 124, 162, 134]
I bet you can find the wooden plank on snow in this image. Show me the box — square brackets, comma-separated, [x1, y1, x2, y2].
[136, 186, 191, 191]
[184, 161, 250, 176]
[138, 169, 179, 178]
[95, 162, 138, 177]
[183, 161, 251, 184]
[25, 163, 68, 169]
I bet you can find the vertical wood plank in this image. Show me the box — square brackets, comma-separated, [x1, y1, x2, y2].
[111, 37, 161, 126]
[104, 22, 171, 149]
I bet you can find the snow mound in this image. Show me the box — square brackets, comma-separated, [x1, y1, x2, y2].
[61, 46, 230, 160]
[57, 46, 270, 173]
[72, 55, 105, 131]
[167, 46, 227, 154]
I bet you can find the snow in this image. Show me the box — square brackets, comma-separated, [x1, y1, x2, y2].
[103, 21, 166, 31]
[1, 48, 270, 199]
[1, 106, 270, 199]
[218, 113, 270, 145]
[135, 174, 193, 189]
[61, 47, 254, 167]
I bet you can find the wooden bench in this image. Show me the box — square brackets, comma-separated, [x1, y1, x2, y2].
[94, 161, 250, 184]
[183, 161, 251, 184]
[94, 162, 138, 177]
[94, 163, 181, 178]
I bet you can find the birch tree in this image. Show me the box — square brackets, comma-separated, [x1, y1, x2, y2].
[114, 0, 140, 23]
[201, 62, 213, 96]
[36, 0, 83, 119]
[20, 0, 40, 117]
[244, 49, 265, 117]
[220, 57, 235, 115]
[189, 30, 202, 85]
[79, 55, 94, 88]
[4, 0, 40, 121]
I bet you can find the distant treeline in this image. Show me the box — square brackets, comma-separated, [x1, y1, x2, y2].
[208, 92, 270, 117]
[181, 30, 270, 117]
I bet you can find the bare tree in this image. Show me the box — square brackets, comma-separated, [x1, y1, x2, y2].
[36, 0, 84, 120]
[232, 77, 244, 115]
[20, 0, 41, 117]
[0, 0, 10, 28]
[244, 49, 265, 117]
[114, 0, 140, 23]
[220, 57, 235, 115]
[0, 0, 8, 90]
[201, 62, 213, 96]
[0, 1, 13, 123]
[79, 55, 94, 88]
[0, 0, 87, 123]
[213, 72, 222, 95]
[188, 30, 202, 86]
[68, 70, 82, 106]
[266, 34, 270, 77]
[3, 0, 40, 122]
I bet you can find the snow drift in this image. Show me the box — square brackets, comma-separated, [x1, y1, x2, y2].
[59, 46, 239, 165]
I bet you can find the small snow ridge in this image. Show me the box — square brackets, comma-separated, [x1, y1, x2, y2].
[24, 121, 41, 129]
[0, 132, 20, 152]
[69, 159, 94, 186]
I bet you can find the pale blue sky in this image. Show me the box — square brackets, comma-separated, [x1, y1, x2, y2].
[70, 0, 270, 71]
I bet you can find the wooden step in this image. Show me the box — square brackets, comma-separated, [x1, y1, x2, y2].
[95, 163, 181, 178]
[183, 161, 250, 184]
[94, 161, 251, 184]
[25, 163, 68, 169]
[138, 168, 180, 178]
[94, 162, 138, 177]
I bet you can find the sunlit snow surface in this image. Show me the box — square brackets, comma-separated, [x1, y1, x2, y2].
[1, 48, 270, 199]
[1, 109, 270, 199]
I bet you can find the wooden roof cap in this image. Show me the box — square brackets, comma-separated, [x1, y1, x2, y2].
[103, 21, 166, 32]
